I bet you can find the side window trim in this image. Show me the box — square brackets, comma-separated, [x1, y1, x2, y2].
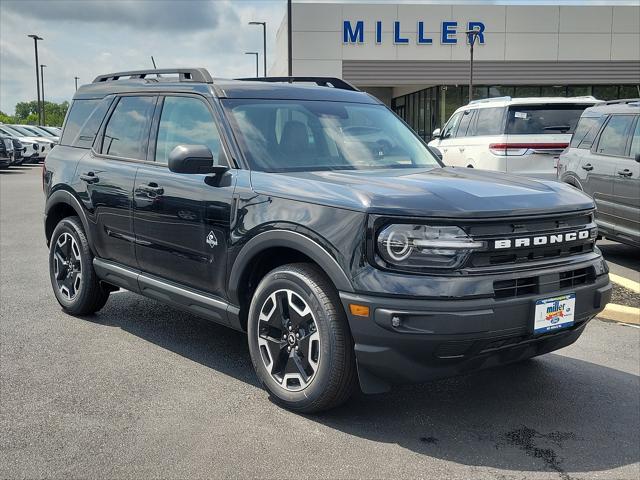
[94, 94, 159, 163]
[592, 114, 635, 158]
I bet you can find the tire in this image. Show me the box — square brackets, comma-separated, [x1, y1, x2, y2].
[247, 263, 358, 413]
[49, 216, 109, 315]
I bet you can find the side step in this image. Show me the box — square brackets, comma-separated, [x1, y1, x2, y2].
[93, 258, 242, 331]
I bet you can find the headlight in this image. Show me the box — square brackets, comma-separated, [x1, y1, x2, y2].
[376, 224, 485, 270]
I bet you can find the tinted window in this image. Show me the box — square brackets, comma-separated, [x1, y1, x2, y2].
[155, 96, 222, 164]
[474, 107, 505, 136]
[455, 110, 474, 138]
[73, 98, 113, 149]
[224, 99, 440, 172]
[102, 96, 155, 160]
[506, 104, 591, 135]
[630, 117, 640, 158]
[596, 115, 635, 156]
[570, 115, 605, 149]
[441, 112, 462, 139]
[60, 99, 100, 146]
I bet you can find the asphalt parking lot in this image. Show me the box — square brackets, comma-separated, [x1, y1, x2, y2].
[1, 165, 639, 480]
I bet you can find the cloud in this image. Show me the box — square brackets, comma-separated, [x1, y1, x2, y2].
[0, 0, 286, 115]
[2, 0, 230, 32]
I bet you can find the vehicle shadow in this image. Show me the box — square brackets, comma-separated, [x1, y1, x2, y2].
[89, 294, 639, 475]
[598, 240, 640, 272]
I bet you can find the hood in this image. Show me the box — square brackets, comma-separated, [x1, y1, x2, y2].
[22, 136, 54, 145]
[251, 167, 594, 218]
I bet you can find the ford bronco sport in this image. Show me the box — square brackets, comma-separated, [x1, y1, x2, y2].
[44, 69, 612, 413]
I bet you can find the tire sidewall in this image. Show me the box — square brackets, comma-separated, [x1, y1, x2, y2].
[248, 268, 339, 408]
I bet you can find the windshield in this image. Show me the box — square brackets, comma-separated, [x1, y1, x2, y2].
[506, 104, 593, 135]
[1, 125, 28, 137]
[223, 100, 441, 172]
[25, 126, 54, 137]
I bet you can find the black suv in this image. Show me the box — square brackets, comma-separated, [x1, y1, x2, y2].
[44, 68, 611, 412]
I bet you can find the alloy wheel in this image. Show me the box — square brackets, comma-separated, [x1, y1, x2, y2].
[53, 232, 82, 301]
[257, 289, 321, 391]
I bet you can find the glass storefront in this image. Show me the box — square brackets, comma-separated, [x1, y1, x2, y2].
[392, 84, 640, 141]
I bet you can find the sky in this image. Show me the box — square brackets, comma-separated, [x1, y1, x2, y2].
[0, 0, 287, 114]
[1, 0, 634, 114]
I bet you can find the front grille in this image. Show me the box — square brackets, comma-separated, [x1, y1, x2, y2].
[467, 212, 596, 269]
[493, 266, 596, 299]
[494, 276, 537, 299]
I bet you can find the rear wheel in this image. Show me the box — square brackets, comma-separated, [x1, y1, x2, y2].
[247, 263, 357, 413]
[49, 216, 109, 315]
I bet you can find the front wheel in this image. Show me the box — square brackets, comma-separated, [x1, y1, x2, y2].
[247, 263, 357, 413]
[49, 216, 109, 315]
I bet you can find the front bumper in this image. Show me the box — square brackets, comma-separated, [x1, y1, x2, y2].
[340, 269, 611, 394]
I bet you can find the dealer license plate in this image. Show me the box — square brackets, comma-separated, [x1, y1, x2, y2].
[533, 294, 575, 334]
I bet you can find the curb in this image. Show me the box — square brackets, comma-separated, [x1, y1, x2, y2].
[599, 303, 640, 325]
[609, 273, 640, 294]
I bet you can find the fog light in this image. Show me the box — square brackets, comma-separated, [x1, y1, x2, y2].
[349, 304, 370, 317]
[391, 316, 401, 328]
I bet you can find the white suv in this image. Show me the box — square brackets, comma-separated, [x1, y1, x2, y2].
[428, 97, 601, 180]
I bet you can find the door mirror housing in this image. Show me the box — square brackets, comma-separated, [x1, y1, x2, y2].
[432, 128, 441, 139]
[635, 152, 640, 163]
[168, 145, 228, 175]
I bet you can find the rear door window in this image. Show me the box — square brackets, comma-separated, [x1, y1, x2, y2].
[101, 96, 156, 160]
[596, 114, 635, 157]
[630, 117, 640, 158]
[60, 99, 101, 146]
[473, 107, 505, 136]
[506, 104, 592, 135]
[454, 110, 474, 138]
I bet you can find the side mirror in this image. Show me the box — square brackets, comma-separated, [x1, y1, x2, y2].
[635, 152, 640, 163]
[168, 145, 228, 175]
[432, 128, 441, 139]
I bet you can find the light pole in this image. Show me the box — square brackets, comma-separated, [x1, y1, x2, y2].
[287, 0, 292, 76]
[249, 21, 267, 77]
[74, 76, 79, 91]
[465, 30, 480, 103]
[245, 52, 259, 77]
[27, 34, 43, 125]
[40, 64, 47, 125]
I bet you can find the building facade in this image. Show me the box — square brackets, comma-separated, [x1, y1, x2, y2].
[272, 1, 640, 140]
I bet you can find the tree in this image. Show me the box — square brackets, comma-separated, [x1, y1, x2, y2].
[0, 111, 15, 123]
[12, 100, 69, 127]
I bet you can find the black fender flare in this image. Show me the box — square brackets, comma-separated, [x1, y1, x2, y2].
[45, 189, 95, 253]
[227, 229, 354, 305]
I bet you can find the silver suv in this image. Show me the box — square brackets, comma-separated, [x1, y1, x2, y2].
[558, 99, 640, 248]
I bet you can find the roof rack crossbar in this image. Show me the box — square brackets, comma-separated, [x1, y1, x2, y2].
[93, 68, 213, 84]
[236, 76, 360, 92]
[604, 98, 640, 105]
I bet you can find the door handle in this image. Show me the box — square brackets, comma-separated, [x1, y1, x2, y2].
[138, 183, 164, 195]
[617, 169, 633, 177]
[581, 164, 594, 171]
[459, 147, 465, 152]
[80, 172, 99, 183]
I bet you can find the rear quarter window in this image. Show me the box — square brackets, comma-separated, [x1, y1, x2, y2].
[473, 107, 505, 136]
[506, 104, 592, 135]
[60, 99, 101, 147]
[570, 115, 606, 149]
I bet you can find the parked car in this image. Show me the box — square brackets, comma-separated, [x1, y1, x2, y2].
[11, 138, 25, 165]
[0, 136, 13, 169]
[558, 99, 640, 248]
[0, 124, 53, 161]
[40, 126, 62, 137]
[0, 125, 40, 163]
[429, 96, 600, 180]
[44, 69, 610, 412]
[13, 124, 60, 143]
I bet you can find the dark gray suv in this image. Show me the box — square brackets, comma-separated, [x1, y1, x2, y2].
[559, 100, 640, 248]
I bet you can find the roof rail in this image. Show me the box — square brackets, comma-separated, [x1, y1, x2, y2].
[236, 76, 360, 92]
[604, 98, 640, 105]
[92, 68, 213, 84]
[468, 96, 512, 105]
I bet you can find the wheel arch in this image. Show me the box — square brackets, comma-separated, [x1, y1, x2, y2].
[228, 230, 354, 327]
[45, 190, 94, 252]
